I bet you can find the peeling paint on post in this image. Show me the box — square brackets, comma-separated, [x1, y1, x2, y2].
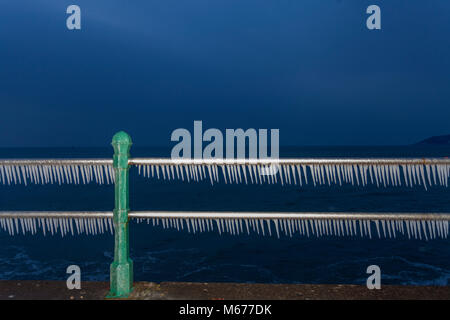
[107, 131, 133, 298]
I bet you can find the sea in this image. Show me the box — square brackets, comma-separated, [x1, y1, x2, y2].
[0, 146, 449, 286]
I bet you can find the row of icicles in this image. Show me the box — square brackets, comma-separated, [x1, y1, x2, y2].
[0, 217, 113, 236]
[137, 163, 450, 189]
[1, 163, 449, 188]
[136, 218, 449, 240]
[0, 216, 448, 239]
[0, 164, 114, 185]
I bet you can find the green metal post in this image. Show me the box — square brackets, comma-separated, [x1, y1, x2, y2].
[107, 131, 133, 298]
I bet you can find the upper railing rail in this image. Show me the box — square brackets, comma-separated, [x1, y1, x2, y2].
[1, 157, 450, 166]
[1, 210, 449, 220]
[2, 157, 450, 187]
[0, 159, 112, 165]
[130, 157, 450, 165]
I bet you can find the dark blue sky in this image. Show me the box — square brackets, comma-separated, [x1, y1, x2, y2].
[0, 0, 449, 147]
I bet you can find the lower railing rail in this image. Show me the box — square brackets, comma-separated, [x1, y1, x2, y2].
[1, 211, 448, 240]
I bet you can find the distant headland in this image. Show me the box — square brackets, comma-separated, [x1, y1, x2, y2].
[415, 134, 450, 145]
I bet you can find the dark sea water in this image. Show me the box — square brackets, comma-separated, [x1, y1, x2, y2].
[1, 146, 449, 285]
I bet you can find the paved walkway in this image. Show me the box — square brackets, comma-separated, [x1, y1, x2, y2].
[0, 281, 449, 300]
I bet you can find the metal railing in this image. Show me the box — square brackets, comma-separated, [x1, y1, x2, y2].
[1, 131, 449, 298]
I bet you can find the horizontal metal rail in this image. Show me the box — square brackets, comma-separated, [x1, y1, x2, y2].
[0, 159, 112, 166]
[130, 158, 450, 166]
[1, 158, 450, 166]
[1, 211, 450, 221]
[0, 211, 113, 218]
[129, 211, 450, 221]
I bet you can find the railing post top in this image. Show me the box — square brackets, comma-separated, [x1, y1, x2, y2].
[112, 131, 132, 148]
[112, 131, 132, 168]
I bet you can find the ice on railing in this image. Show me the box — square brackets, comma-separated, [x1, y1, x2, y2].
[2, 160, 449, 188]
[0, 164, 114, 185]
[0, 217, 113, 236]
[136, 163, 450, 189]
[135, 217, 449, 240]
[0, 215, 448, 239]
